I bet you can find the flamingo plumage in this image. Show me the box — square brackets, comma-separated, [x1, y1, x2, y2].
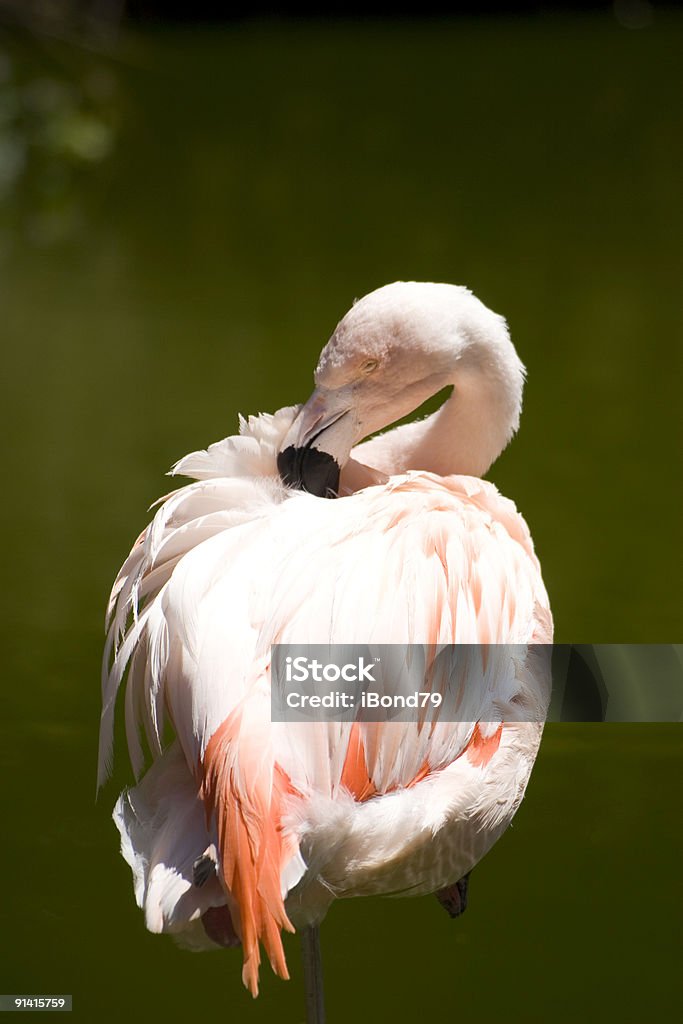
[100, 282, 552, 1002]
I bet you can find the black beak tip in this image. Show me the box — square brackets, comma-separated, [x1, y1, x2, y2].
[277, 446, 341, 499]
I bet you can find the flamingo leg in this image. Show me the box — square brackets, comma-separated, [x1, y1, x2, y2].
[301, 924, 326, 1024]
[435, 871, 471, 919]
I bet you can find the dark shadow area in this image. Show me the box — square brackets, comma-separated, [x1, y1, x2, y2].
[553, 644, 608, 720]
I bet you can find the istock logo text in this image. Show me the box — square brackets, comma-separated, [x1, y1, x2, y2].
[284, 656, 378, 683]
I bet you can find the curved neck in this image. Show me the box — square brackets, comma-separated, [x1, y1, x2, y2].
[351, 350, 524, 480]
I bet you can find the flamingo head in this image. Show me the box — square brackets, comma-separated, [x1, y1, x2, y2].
[277, 281, 523, 497]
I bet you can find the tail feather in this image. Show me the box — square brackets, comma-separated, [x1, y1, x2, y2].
[201, 701, 298, 997]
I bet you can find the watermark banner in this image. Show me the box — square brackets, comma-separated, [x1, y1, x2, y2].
[270, 644, 683, 723]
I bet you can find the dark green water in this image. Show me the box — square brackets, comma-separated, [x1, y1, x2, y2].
[1, 16, 681, 1022]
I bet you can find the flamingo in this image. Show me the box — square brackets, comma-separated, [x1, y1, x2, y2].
[99, 281, 552, 1018]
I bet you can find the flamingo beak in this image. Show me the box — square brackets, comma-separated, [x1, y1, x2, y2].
[277, 387, 357, 498]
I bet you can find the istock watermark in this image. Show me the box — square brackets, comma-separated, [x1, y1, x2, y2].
[284, 655, 379, 684]
[270, 644, 683, 723]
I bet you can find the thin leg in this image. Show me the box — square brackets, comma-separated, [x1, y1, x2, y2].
[301, 924, 326, 1024]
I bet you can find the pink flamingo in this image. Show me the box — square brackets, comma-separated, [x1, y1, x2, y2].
[100, 282, 552, 1019]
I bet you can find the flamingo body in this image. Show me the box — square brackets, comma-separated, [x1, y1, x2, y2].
[100, 284, 553, 997]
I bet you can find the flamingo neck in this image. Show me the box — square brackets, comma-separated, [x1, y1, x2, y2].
[352, 346, 524, 480]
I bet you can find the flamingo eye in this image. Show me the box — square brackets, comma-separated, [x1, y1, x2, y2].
[360, 359, 379, 375]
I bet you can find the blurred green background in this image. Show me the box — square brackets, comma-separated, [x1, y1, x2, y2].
[0, 4, 681, 1022]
